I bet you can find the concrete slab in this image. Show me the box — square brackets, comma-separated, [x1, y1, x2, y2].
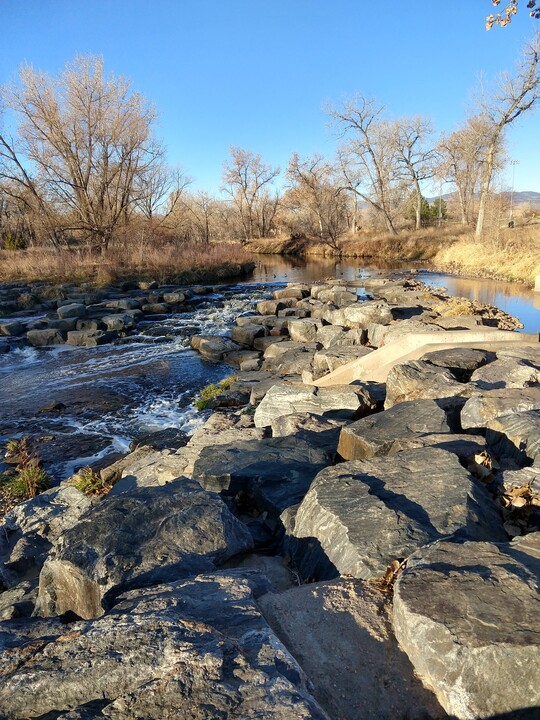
[314, 330, 540, 386]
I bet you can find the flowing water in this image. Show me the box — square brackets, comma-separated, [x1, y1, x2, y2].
[1, 257, 538, 481]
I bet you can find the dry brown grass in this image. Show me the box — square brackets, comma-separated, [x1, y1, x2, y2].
[0, 242, 254, 285]
[338, 225, 470, 260]
[433, 222, 540, 285]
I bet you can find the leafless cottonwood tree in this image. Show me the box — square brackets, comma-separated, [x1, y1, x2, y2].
[286, 152, 349, 252]
[181, 191, 220, 244]
[0, 99, 64, 248]
[221, 146, 280, 243]
[135, 164, 191, 227]
[1, 55, 163, 252]
[393, 117, 439, 230]
[437, 115, 505, 226]
[329, 97, 404, 235]
[474, 37, 540, 237]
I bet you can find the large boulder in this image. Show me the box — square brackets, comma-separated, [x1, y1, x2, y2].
[312, 346, 373, 377]
[57, 302, 87, 319]
[259, 578, 446, 720]
[0, 320, 25, 336]
[66, 329, 115, 346]
[192, 435, 333, 519]
[1, 486, 93, 583]
[337, 399, 465, 461]
[420, 347, 494, 381]
[273, 285, 310, 300]
[486, 409, 540, 463]
[262, 347, 318, 375]
[343, 301, 393, 328]
[0, 572, 329, 719]
[393, 535, 540, 719]
[288, 319, 320, 343]
[367, 320, 443, 348]
[230, 323, 266, 346]
[470, 355, 540, 390]
[286, 448, 504, 581]
[271, 412, 347, 438]
[35, 478, 253, 618]
[254, 381, 376, 428]
[384, 360, 472, 409]
[27, 328, 65, 346]
[100, 314, 135, 332]
[460, 386, 540, 429]
[191, 334, 242, 360]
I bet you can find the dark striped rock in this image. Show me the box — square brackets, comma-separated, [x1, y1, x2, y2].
[0, 572, 329, 719]
[393, 535, 540, 719]
[35, 479, 253, 619]
[286, 448, 504, 581]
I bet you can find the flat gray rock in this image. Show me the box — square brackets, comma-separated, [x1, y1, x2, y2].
[35, 478, 253, 618]
[287, 448, 504, 581]
[461, 386, 540, 429]
[486, 409, 540, 463]
[471, 355, 540, 390]
[0, 572, 329, 719]
[337, 399, 452, 461]
[254, 381, 376, 428]
[385, 360, 473, 409]
[192, 435, 333, 518]
[421, 347, 494, 381]
[393, 536, 540, 719]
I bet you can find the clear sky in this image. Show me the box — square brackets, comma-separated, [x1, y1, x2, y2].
[1, 0, 539, 193]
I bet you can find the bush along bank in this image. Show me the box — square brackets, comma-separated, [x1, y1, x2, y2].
[0, 276, 539, 719]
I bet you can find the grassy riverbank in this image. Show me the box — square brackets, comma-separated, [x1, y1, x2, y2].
[246, 222, 540, 285]
[0, 243, 255, 285]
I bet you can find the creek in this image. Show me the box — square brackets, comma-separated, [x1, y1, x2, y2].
[0, 256, 538, 481]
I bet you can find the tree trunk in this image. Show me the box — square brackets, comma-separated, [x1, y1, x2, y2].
[475, 141, 497, 239]
[415, 190, 422, 231]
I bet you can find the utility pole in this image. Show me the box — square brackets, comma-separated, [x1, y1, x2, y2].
[509, 160, 519, 226]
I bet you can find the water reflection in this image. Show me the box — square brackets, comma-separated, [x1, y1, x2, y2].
[247, 254, 540, 334]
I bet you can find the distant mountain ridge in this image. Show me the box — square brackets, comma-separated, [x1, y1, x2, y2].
[427, 191, 540, 205]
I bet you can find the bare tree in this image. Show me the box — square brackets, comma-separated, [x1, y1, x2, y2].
[2, 55, 162, 252]
[221, 146, 280, 243]
[181, 191, 220, 244]
[135, 164, 191, 226]
[437, 115, 496, 225]
[393, 116, 439, 230]
[329, 96, 403, 235]
[474, 38, 540, 237]
[287, 152, 348, 252]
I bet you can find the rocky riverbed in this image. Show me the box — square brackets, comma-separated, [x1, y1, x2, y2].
[0, 275, 539, 719]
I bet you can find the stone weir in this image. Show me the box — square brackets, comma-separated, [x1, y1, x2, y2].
[1, 275, 539, 719]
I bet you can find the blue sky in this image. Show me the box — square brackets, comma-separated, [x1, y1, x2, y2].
[1, 1, 539, 193]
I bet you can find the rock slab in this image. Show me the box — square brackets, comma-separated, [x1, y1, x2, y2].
[35, 478, 253, 618]
[393, 535, 540, 719]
